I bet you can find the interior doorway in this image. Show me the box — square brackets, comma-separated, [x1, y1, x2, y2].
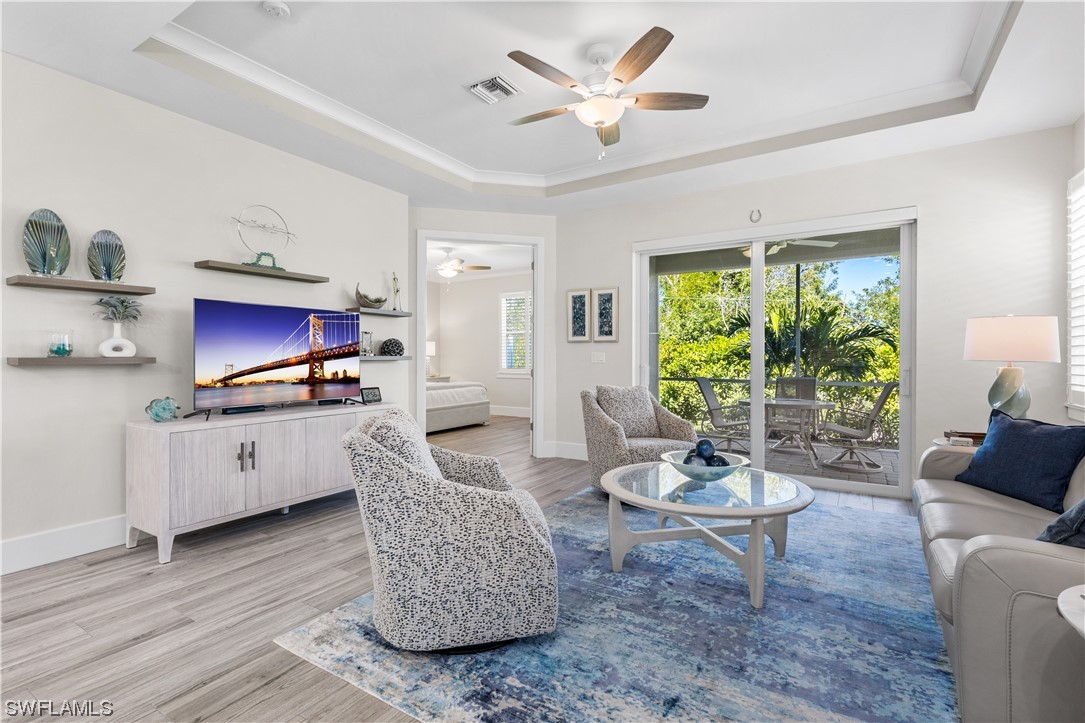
[414, 230, 545, 456]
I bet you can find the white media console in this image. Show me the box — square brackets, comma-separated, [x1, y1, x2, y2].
[126, 403, 392, 563]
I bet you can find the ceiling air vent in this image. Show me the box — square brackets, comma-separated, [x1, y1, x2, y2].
[466, 74, 523, 105]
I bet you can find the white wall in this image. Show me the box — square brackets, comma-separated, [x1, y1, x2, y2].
[436, 274, 532, 413]
[1074, 114, 1084, 173]
[553, 127, 1079, 463]
[426, 281, 442, 373]
[1, 56, 409, 564]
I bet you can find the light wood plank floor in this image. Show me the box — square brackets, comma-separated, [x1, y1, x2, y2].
[0, 416, 912, 722]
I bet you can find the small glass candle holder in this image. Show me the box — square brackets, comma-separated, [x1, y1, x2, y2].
[48, 330, 74, 357]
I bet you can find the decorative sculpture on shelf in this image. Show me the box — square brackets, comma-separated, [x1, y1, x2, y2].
[232, 205, 295, 271]
[391, 272, 401, 311]
[87, 230, 126, 281]
[354, 284, 386, 309]
[145, 397, 180, 423]
[22, 208, 71, 276]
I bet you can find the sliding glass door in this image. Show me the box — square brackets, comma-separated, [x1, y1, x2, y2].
[645, 223, 910, 493]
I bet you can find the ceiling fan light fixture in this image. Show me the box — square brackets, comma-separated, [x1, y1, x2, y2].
[575, 95, 625, 128]
[438, 267, 459, 278]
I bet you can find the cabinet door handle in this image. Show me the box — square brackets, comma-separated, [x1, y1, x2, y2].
[237, 443, 245, 472]
[249, 440, 256, 471]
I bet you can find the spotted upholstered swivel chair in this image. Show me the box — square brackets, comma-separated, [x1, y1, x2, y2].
[341, 408, 557, 652]
[581, 385, 699, 489]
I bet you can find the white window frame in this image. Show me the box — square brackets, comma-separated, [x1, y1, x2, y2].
[498, 291, 532, 377]
[1068, 171, 1084, 421]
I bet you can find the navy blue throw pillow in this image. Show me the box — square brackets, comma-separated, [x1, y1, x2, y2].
[955, 411, 1085, 513]
[1038, 497, 1085, 549]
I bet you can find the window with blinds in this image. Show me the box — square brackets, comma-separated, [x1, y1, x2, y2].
[1069, 170, 1084, 421]
[500, 292, 532, 373]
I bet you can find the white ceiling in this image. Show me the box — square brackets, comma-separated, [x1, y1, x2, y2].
[426, 242, 533, 284]
[2, 2, 1082, 215]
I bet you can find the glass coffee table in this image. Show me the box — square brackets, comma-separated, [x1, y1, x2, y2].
[600, 462, 815, 608]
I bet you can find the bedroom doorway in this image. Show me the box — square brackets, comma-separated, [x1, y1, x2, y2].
[414, 230, 545, 457]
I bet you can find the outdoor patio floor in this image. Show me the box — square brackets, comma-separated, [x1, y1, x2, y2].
[710, 439, 901, 486]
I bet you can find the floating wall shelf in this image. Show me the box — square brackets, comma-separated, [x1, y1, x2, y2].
[346, 307, 412, 318]
[193, 260, 329, 284]
[6, 275, 156, 295]
[7, 356, 157, 367]
[359, 355, 413, 362]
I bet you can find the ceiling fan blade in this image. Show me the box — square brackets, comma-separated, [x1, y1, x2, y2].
[766, 243, 783, 256]
[623, 92, 709, 111]
[508, 51, 590, 96]
[604, 27, 673, 94]
[509, 104, 577, 126]
[461, 265, 492, 271]
[597, 123, 620, 147]
[790, 239, 839, 247]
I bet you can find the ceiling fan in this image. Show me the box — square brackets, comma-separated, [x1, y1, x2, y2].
[436, 249, 492, 278]
[742, 239, 840, 258]
[507, 27, 709, 149]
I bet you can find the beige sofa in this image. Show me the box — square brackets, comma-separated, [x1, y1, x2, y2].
[914, 446, 1085, 723]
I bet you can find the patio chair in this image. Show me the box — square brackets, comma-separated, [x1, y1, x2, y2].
[819, 382, 899, 473]
[694, 377, 749, 453]
[767, 376, 818, 448]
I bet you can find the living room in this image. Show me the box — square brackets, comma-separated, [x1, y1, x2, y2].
[2, 2, 1083, 721]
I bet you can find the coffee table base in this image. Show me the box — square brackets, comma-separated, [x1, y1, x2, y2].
[607, 495, 790, 609]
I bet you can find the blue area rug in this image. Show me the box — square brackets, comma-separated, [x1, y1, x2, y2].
[276, 490, 956, 722]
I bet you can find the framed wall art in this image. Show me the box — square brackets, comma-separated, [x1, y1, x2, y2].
[592, 287, 618, 342]
[567, 289, 591, 342]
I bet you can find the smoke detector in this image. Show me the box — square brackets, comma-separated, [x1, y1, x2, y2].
[261, 1, 291, 19]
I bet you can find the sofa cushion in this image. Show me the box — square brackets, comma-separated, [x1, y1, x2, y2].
[596, 385, 660, 438]
[926, 537, 966, 623]
[1037, 497, 1085, 549]
[626, 437, 696, 464]
[919, 502, 1054, 545]
[913, 478, 1056, 521]
[955, 410, 1085, 513]
[359, 408, 442, 479]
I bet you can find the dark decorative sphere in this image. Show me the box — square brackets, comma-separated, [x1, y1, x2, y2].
[380, 338, 405, 356]
[696, 439, 716, 459]
[706, 454, 731, 468]
[682, 453, 707, 466]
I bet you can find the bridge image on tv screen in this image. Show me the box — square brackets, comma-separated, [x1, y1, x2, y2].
[194, 299, 360, 410]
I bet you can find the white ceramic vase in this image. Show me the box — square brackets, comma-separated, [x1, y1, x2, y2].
[98, 321, 136, 357]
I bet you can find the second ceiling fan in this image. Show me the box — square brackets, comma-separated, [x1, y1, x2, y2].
[507, 26, 709, 148]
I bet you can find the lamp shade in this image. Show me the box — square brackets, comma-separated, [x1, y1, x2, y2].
[426, 341, 436, 357]
[574, 95, 625, 127]
[962, 316, 1061, 363]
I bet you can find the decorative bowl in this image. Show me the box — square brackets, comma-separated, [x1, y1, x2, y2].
[354, 285, 387, 309]
[661, 450, 750, 481]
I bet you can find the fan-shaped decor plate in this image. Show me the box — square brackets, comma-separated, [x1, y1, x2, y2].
[87, 230, 126, 281]
[23, 208, 71, 276]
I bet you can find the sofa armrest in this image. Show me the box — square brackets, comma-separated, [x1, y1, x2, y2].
[953, 534, 1085, 723]
[917, 445, 976, 481]
[652, 397, 698, 443]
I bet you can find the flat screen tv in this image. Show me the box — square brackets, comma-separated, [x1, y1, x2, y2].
[194, 298, 360, 411]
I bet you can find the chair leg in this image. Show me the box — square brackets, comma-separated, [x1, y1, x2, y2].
[821, 441, 884, 473]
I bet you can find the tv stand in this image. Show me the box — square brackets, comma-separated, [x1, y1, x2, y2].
[126, 403, 392, 563]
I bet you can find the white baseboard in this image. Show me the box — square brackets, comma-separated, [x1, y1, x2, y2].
[2, 514, 126, 575]
[550, 442, 588, 461]
[490, 405, 531, 418]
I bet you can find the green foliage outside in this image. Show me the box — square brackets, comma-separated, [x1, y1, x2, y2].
[658, 257, 901, 447]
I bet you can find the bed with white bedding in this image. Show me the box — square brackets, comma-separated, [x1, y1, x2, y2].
[425, 381, 490, 433]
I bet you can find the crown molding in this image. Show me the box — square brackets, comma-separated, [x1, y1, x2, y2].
[142, 5, 1017, 198]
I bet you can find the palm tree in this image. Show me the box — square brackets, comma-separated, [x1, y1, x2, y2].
[723, 301, 897, 381]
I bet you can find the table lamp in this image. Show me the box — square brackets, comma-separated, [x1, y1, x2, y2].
[426, 341, 436, 377]
[963, 315, 1060, 418]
